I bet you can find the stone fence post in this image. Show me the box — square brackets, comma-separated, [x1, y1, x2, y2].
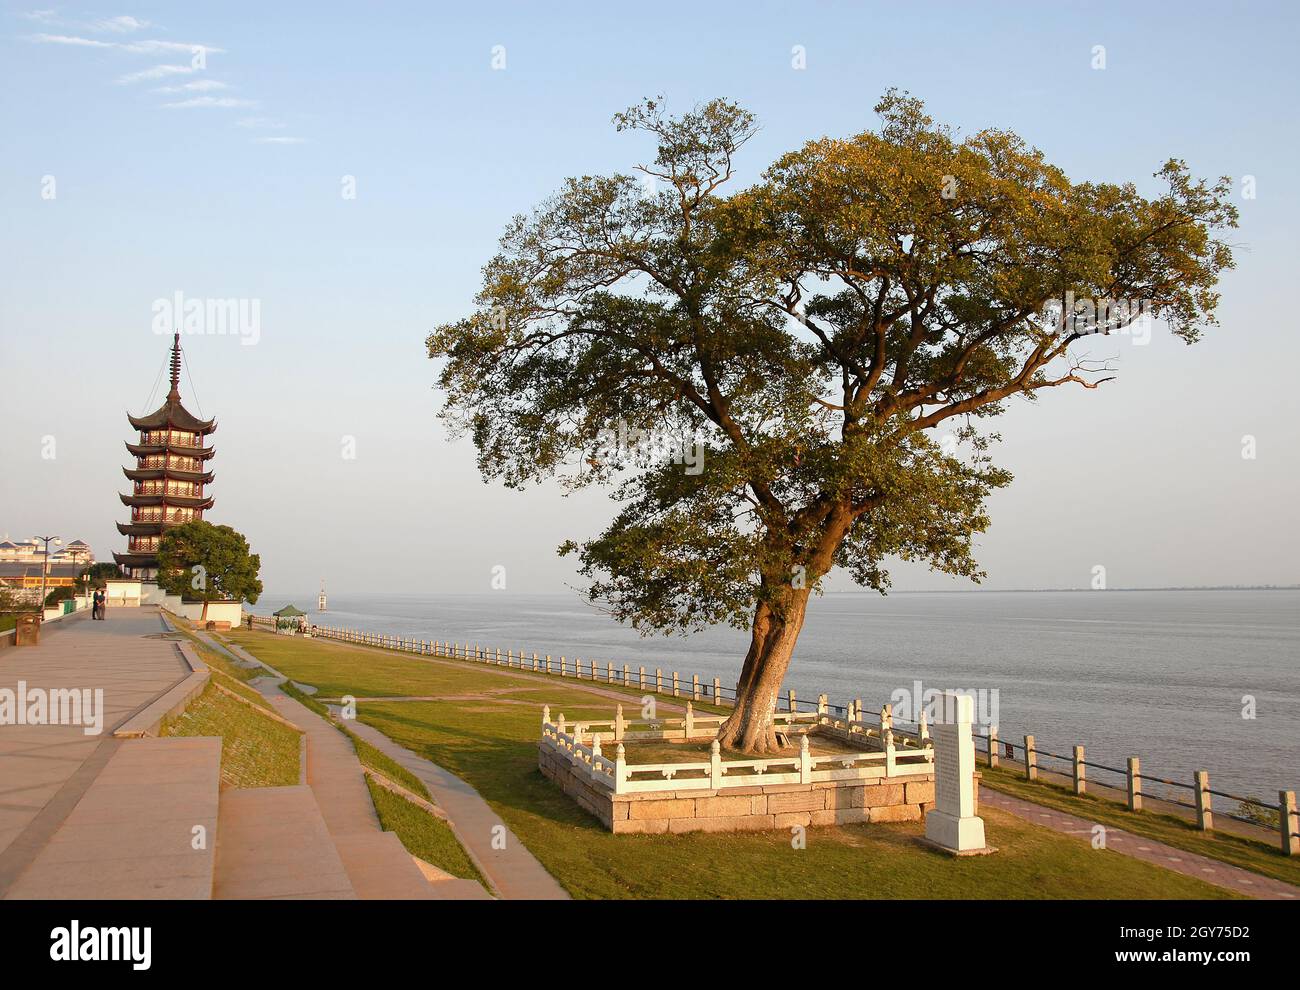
[712, 677, 721, 706]
[1281, 791, 1298, 856]
[1194, 770, 1213, 831]
[1127, 757, 1142, 811]
[1024, 735, 1037, 781]
[614, 744, 627, 793]
[692, 674, 700, 701]
[1072, 745, 1086, 795]
[799, 734, 811, 784]
[987, 726, 999, 768]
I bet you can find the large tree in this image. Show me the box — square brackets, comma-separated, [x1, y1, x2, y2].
[428, 92, 1237, 753]
[157, 521, 262, 622]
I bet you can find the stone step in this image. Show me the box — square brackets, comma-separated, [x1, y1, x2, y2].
[3, 736, 221, 900]
[333, 831, 460, 899]
[212, 785, 355, 899]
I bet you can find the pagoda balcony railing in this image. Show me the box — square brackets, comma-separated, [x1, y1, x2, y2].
[130, 509, 197, 523]
[139, 456, 201, 471]
[134, 483, 201, 497]
[141, 431, 203, 447]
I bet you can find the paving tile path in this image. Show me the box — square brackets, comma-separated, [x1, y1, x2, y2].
[339, 718, 569, 900]
[247, 679, 493, 899]
[0, 609, 192, 896]
[979, 790, 1299, 900]
[6, 737, 221, 900]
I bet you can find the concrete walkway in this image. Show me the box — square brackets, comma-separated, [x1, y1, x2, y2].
[243, 679, 491, 899]
[342, 718, 569, 900]
[980, 790, 1299, 900]
[6, 737, 221, 900]
[0, 609, 192, 896]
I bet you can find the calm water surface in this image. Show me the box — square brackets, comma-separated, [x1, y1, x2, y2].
[253, 589, 1299, 800]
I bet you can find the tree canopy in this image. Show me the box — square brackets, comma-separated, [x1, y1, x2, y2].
[157, 521, 262, 614]
[427, 92, 1237, 751]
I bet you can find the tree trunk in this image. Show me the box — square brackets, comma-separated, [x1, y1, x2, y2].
[200, 598, 210, 623]
[717, 586, 811, 754]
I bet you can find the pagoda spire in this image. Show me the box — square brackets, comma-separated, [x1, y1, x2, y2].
[167, 331, 182, 401]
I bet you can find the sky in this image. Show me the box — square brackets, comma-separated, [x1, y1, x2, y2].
[1, 1, 1297, 596]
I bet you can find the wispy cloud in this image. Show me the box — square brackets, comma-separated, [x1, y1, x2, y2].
[22, 10, 153, 33]
[117, 63, 194, 84]
[26, 34, 224, 56]
[254, 136, 305, 144]
[152, 79, 229, 94]
[163, 96, 257, 109]
[92, 15, 152, 33]
[28, 32, 114, 47]
[120, 39, 223, 55]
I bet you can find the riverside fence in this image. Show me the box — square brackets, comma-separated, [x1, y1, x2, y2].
[248, 614, 1299, 856]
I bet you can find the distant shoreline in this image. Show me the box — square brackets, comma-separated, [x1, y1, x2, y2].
[259, 585, 1300, 603]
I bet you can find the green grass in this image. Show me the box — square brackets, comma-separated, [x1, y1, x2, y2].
[364, 777, 485, 884]
[343, 727, 430, 800]
[358, 698, 1237, 899]
[161, 682, 301, 788]
[221, 629, 730, 713]
[978, 763, 1300, 888]
[278, 677, 332, 719]
[227, 632, 1258, 900]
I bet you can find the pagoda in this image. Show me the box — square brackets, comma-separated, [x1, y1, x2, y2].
[114, 333, 216, 579]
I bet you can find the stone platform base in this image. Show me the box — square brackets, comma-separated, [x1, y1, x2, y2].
[539, 742, 980, 834]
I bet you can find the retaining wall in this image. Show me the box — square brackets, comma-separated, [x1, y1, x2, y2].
[539, 741, 977, 834]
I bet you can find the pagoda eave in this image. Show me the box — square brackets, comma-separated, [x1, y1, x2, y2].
[126, 441, 215, 460]
[119, 493, 215, 510]
[122, 466, 214, 484]
[112, 552, 159, 568]
[116, 521, 166, 537]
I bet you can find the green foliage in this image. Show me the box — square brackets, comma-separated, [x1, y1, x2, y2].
[161, 682, 300, 788]
[79, 562, 123, 587]
[157, 521, 263, 606]
[343, 727, 431, 800]
[43, 585, 76, 607]
[429, 92, 1236, 637]
[364, 778, 484, 884]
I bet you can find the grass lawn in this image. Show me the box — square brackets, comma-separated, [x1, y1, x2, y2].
[161, 682, 301, 788]
[221, 630, 730, 713]
[344, 727, 430, 800]
[364, 778, 484, 884]
[979, 764, 1300, 888]
[223, 631, 1244, 900]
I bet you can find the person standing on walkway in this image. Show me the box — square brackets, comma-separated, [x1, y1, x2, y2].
[92, 588, 105, 620]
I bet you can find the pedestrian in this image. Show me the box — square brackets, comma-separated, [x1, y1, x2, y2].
[92, 587, 105, 620]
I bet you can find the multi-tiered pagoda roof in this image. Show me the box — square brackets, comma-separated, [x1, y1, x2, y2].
[114, 333, 216, 578]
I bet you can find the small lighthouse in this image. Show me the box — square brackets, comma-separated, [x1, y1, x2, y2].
[318, 579, 327, 612]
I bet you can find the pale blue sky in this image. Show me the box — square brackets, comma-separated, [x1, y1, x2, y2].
[2, 1, 1297, 595]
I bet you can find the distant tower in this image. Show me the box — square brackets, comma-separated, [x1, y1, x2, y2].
[318, 579, 327, 612]
[114, 332, 216, 580]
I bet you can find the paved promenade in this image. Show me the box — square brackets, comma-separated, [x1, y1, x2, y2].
[0, 609, 191, 895]
[980, 790, 1298, 900]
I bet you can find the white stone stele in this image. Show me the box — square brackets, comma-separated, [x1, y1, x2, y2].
[923, 691, 993, 856]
